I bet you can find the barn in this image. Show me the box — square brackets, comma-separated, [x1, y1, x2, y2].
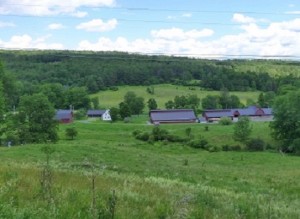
[55, 109, 73, 123]
[149, 109, 197, 124]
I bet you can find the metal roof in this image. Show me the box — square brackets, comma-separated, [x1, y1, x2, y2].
[150, 109, 197, 123]
[204, 106, 273, 118]
[87, 109, 106, 116]
[55, 109, 73, 120]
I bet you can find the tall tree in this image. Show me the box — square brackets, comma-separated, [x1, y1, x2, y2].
[202, 95, 220, 109]
[18, 93, 58, 143]
[233, 117, 252, 143]
[147, 98, 158, 111]
[123, 91, 144, 115]
[119, 102, 131, 119]
[270, 90, 300, 153]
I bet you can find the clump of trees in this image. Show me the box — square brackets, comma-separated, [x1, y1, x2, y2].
[165, 94, 200, 112]
[110, 91, 145, 122]
[202, 89, 242, 109]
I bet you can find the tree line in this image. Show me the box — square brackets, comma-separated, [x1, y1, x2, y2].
[1, 50, 300, 94]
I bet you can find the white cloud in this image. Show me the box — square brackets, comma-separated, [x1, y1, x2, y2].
[0, 21, 15, 28]
[232, 13, 256, 24]
[151, 28, 214, 40]
[71, 11, 88, 18]
[0, 0, 116, 16]
[0, 34, 64, 49]
[48, 23, 65, 30]
[77, 18, 300, 59]
[182, 13, 192, 18]
[76, 19, 117, 32]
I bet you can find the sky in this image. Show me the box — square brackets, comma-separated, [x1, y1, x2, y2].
[1, 0, 300, 59]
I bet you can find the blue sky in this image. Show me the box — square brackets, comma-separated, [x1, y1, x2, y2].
[1, 0, 300, 59]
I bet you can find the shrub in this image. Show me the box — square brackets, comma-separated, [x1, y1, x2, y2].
[109, 86, 119, 91]
[152, 127, 169, 141]
[219, 117, 232, 125]
[246, 138, 265, 151]
[290, 138, 300, 155]
[136, 132, 150, 141]
[188, 138, 209, 149]
[74, 109, 86, 120]
[132, 130, 142, 136]
[230, 145, 242, 151]
[222, 144, 230, 151]
[208, 145, 221, 152]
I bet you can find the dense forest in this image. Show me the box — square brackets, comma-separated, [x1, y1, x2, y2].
[1, 50, 300, 94]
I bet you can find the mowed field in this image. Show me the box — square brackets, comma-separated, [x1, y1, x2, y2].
[92, 84, 261, 109]
[0, 116, 300, 218]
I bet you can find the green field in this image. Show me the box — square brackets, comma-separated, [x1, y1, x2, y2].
[0, 118, 299, 218]
[92, 84, 261, 109]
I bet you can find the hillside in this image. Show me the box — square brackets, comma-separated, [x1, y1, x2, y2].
[0, 120, 299, 218]
[1, 50, 300, 93]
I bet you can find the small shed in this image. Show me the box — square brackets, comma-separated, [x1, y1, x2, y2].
[87, 110, 106, 118]
[55, 109, 73, 123]
[87, 109, 112, 121]
[149, 109, 197, 124]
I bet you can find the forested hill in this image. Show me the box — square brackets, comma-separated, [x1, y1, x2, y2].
[1, 50, 300, 93]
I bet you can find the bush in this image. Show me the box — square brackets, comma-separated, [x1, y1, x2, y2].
[132, 130, 142, 136]
[290, 138, 300, 155]
[230, 145, 242, 151]
[74, 109, 86, 120]
[109, 86, 119, 91]
[222, 144, 242, 151]
[188, 138, 209, 149]
[219, 117, 232, 125]
[208, 145, 221, 152]
[246, 138, 265, 151]
[136, 132, 150, 141]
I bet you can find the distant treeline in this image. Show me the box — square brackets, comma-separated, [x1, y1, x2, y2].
[1, 50, 300, 93]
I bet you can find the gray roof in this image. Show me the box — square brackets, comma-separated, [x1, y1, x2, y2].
[55, 110, 73, 120]
[203, 106, 273, 119]
[87, 109, 106, 116]
[150, 109, 197, 123]
[203, 109, 232, 118]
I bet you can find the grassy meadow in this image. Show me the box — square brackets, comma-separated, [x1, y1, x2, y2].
[0, 117, 300, 218]
[92, 84, 261, 109]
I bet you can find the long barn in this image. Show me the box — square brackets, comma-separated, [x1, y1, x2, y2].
[149, 109, 197, 124]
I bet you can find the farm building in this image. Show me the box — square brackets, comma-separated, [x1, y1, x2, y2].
[203, 106, 273, 122]
[87, 109, 111, 121]
[149, 109, 197, 124]
[55, 109, 73, 123]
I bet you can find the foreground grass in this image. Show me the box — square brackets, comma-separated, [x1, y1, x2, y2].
[0, 120, 299, 218]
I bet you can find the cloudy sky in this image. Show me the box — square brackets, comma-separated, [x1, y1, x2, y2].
[1, 0, 300, 59]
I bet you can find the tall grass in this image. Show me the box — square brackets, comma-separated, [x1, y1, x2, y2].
[0, 120, 299, 218]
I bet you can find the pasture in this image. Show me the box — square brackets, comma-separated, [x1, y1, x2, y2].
[92, 84, 261, 109]
[0, 118, 299, 218]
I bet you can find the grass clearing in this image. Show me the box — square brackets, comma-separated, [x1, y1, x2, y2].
[92, 84, 261, 108]
[0, 118, 299, 218]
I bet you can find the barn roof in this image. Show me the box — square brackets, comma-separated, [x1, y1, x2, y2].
[150, 109, 197, 123]
[87, 109, 106, 116]
[55, 109, 73, 120]
[203, 106, 272, 119]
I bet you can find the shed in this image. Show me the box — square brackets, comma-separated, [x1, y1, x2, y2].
[149, 109, 197, 124]
[87, 110, 106, 117]
[87, 109, 112, 121]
